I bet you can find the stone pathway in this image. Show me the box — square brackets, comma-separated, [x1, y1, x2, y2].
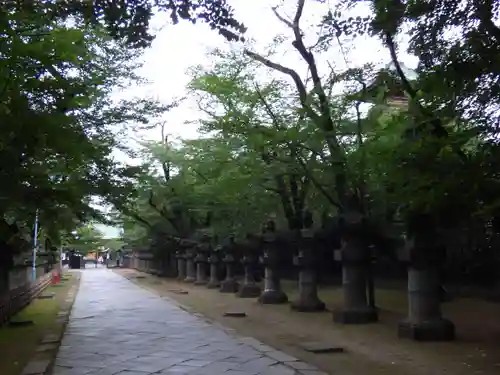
[52, 268, 328, 375]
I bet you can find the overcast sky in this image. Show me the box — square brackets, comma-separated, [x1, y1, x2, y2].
[124, 0, 416, 142]
[97, 0, 416, 238]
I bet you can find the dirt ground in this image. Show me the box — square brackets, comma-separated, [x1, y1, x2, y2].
[115, 269, 500, 375]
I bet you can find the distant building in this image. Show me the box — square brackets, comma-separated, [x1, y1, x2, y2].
[358, 62, 417, 107]
[86, 251, 98, 260]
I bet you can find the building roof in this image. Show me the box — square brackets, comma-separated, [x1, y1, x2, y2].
[354, 62, 418, 104]
[384, 61, 418, 81]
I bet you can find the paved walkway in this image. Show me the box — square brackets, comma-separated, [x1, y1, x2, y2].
[52, 269, 327, 375]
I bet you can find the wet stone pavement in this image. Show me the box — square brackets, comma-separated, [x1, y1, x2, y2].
[52, 268, 328, 375]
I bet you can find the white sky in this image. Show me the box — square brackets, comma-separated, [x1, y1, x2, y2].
[121, 0, 416, 145]
[100, 0, 417, 238]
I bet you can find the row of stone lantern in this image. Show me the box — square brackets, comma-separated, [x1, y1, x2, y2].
[173, 214, 327, 313]
[172, 210, 455, 342]
[175, 234, 262, 298]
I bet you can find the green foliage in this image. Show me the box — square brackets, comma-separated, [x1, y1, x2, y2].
[32, 0, 500, 261]
[0, 7, 167, 257]
[6, 0, 246, 48]
[65, 224, 105, 254]
[313, 0, 500, 233]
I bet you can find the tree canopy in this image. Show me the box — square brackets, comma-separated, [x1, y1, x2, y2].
[2, 0, 500, 278]
[7, 0, 246, 48]
[109, 0, 500, 262]
[0, 3, 167, 259]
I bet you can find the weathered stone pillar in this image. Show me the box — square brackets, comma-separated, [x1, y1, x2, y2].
[258, 220, 288, 304]
[194, 231, 212, 285]
[206, 249, 220, 289]
[291, 216, 325, 312]
[237, 254, 261, 298]
[220, 252, 239, 293]
[333, 212, 378, 324]
[332, 237, 378, 323]
[397, 214, 455, 341]
[176, 250, 186, 281]
[183, 247, 196, 283]
[194, 249, 208, 286]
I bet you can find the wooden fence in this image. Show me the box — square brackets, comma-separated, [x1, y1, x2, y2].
[0, 264, 54, 326]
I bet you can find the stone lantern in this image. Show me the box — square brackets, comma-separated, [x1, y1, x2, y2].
[332, 211, 378, 324]
[220, 235, 239, 293]
[291, 211, 325, 312]
[206, 244, 221, 289]
[237, 233, 261, 298]
[194, 231, 211, 285]
[397, 214, 455, 341]
[258, 220, 288, 304]
[181, 239, 196, 283]
[175, 241, 186, 281]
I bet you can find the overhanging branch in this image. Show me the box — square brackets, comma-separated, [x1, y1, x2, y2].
[384, 31, 467, 162]
[119, 208, 153, 229]
[244, 50, 320, 123]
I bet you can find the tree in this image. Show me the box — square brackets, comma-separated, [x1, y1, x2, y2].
[318, 0, 500, 339]
[66, 225, 105, 254]
[98, 0, 500, 342]
[188, 49, 324, 231]
[117, 133, 276, 244]
[244, 0, 379, 324]
[7, 0, 247, 48]
[0, 7, 168, 271]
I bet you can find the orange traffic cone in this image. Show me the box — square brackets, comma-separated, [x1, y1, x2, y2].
[52, 268, 60, 284]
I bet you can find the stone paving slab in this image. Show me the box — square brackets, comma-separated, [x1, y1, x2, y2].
[51, 268, 328, 375]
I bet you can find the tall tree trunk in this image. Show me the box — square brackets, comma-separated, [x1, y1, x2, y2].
[245, 0, 374, 322]
[0, 266, 9, 294]
[0, 245, 13, 294]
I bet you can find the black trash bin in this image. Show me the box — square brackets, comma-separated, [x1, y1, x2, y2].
[69, 254, 81, 269]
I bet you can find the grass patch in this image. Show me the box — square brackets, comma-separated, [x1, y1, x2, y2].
[0, 273, 79, 375]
